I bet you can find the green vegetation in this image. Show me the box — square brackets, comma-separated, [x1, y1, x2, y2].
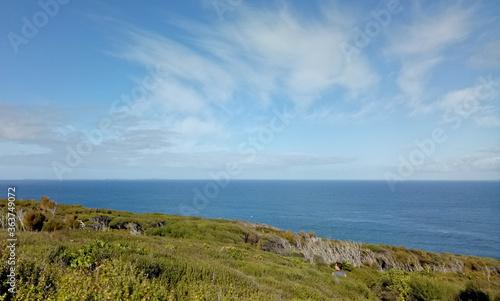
[1, 198, 499, 300]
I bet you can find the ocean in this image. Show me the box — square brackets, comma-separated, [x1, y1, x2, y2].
[1, 180, 499, 259]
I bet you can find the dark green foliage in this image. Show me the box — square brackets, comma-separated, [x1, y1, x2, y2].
[458, 282, 490, 301]
[68, 241, 110, 269]
[135, 257, 164, 279]
[48, 245, 71, 266]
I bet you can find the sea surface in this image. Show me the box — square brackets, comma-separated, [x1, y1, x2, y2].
[1, 180, 499, 259]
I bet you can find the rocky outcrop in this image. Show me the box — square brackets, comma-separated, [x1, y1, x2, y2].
[261, 233, 476, 275]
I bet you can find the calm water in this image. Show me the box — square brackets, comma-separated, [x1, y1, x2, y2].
[1, 180, 499, 259]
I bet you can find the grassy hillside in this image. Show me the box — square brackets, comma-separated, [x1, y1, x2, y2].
[1, 197, 499, 300]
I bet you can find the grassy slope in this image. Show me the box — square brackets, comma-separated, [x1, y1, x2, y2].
[0, 198, 499, 300]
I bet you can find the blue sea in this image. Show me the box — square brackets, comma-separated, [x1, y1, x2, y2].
[1, 180, 499, 259]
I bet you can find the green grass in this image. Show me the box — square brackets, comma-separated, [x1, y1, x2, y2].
[1, 198, 499, 300]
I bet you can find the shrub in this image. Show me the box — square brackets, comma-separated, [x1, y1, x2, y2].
[384, 269, 410, 301]
[244, 231, 259, 245]
[65, 214, 79, 229]
[458, 282, 490, 301]
[408, 274, 447, 301]
[69, 241, 113, 270]
[42, 218, 65, 232]
[342, 261, 356, 272]
[48, 245, 71, 266]
[41, 196, 55, 210]
[280, 230, 296, 245]
[24, 210, 46, 231]
[41, 196, 56, 216]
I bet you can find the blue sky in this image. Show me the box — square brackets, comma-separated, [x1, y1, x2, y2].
[1, 0, 499, 181]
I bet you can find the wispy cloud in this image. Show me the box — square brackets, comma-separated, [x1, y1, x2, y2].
[386, 4, 476, 113]
[2, 1, 499, 180]
[438, 80, 500, 127]
[387, 5, 473, 56]
[115, 5, 379, 112]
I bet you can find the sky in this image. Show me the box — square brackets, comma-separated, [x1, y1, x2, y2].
[0, 0, 500, 181]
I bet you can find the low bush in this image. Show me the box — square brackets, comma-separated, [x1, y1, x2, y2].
[23, 210, 46, 231]
[42, 218, 65, 231]
[408, 273, 455, 301]
[458, 282, 491, 301]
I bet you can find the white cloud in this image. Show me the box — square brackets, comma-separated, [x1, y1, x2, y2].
[172, 117, 222, 137]
[385, 4, 476, 113]
[387, 6, 473, 56]
[116, 5, 379, 111]
[151, 79, 207, 113]
[439, 83, 500, 127]
[439, 86, 479, 118]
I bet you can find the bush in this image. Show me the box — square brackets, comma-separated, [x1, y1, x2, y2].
[65, 214, 79, 229]
[42, 218, 65, 232]
[342, 261, 356, 272]
[364, 244, 385, 252]
[408, 274, 447, 301]
[280, 230, 296, 245]
[458, 282, 490, 301]
[24, 210, 46, 231]
[69, 241, 113, 270]
[41, 196, 55, 209]
[384, 269, 411, 301]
